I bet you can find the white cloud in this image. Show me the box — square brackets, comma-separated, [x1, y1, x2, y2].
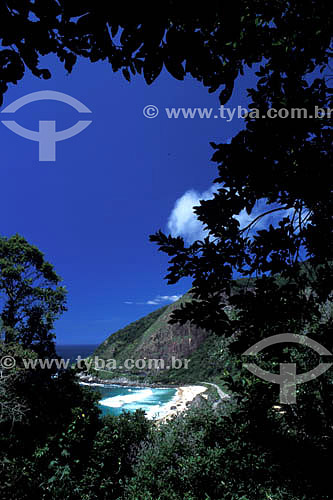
[236, 200, 294, 234]
[159, 295, 181, 302]
[167, 187, 217, 243]
[146, 295, 181, 305]
[167, 187, 294, 243]
[124, 295, 181, 306]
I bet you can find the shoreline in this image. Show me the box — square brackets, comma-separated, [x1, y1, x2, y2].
[77, 374, 208, 421]
[77, 372, 180, 389]
[154, 385, 208, 422]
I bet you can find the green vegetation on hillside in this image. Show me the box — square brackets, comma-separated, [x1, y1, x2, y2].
[91, 266, 333, 385]
[90, 292, 214, 382]
[94, 305, 169, 362]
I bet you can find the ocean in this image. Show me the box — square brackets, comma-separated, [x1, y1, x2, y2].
[55, 344, 99, 364]
[92, 385, 177, 419]
[56, 344, 177, 419]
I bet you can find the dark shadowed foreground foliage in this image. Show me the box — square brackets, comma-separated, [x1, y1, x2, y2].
[1, 373, 331, 500]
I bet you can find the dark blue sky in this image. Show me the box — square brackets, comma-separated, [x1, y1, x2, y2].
[0, 56, 256, 344]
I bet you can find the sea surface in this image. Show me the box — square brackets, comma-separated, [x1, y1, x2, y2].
[93, 385, 177, 419]
[56, 344, 98, 364]
[55, 344, 177, 419]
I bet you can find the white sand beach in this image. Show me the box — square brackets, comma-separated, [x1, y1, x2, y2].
[154, 385, 208, 422]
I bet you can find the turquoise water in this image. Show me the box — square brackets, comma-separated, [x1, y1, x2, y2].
[89, 385, 177, 419]
[55, 346, 176, 419]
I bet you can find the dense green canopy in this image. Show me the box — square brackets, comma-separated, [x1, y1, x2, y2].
[0, 234, 67, 354]
[0, 1, 332, 105]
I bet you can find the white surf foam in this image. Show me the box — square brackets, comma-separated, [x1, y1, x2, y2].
[145, 405, 165, 419]
[99, 388, 154, 408]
